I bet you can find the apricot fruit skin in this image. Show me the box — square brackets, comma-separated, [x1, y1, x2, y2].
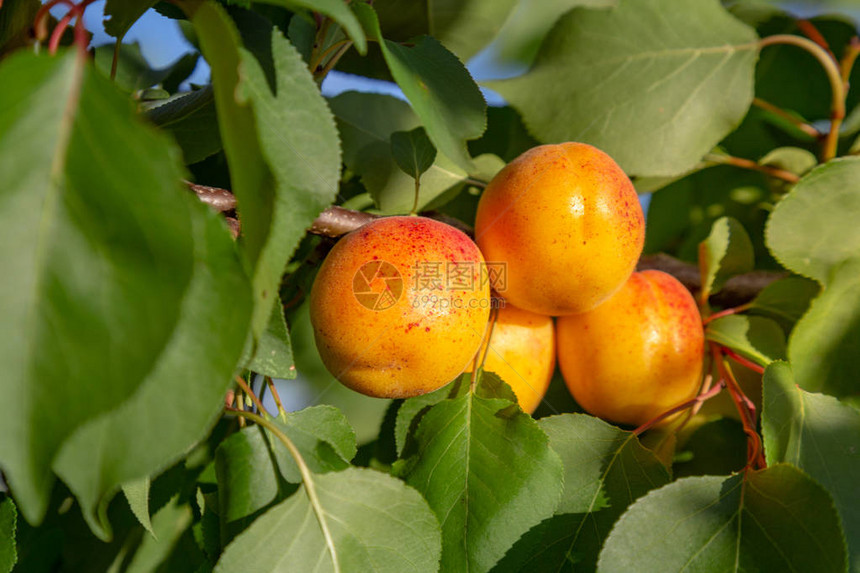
[309, 216, 490, 398]
[556, 270, 704, 427]
[467, 304, 555, 414]
[474, 143, 644, 316]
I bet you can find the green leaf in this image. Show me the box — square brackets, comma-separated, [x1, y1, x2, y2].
[643, 165, 771, 262]
[255, 0, 366, 55]
[216, 406, 355, 541]
[329, 91, 478, 213]
[245, 294, 295, 379]
[123, 495, 198, 573]
[598, 464, 848, 572]
[146, 87, 222, 165]
[767, 158, 860, 285]
[706, 315, 786, 366]
[763, 361, 860, 572]
[750, 275, 820, 330]
[0, 496, 16, 573]
[94, 43, 198, 94]
[673, 418, 747, 478]
[397, 375, 563, 572]
[758, 146, 817, 177]
[123, 477, 155, 537]
[190, 4, 341, 344]
[371, 0, 518, 61]
[104, 0, 158, 39]
[788, 258, 860, 398]
[494, 414, 669, 572]
[468, 106, 539, 163]
[698, 216, 754, 301]
[491, 0, 758, 177]
[390, 127, 437, 180]
[353, 3, 487, 172]
[0, 51, 250, 531]
[213, 468, 441, 573]
[493, 0, 617, 64]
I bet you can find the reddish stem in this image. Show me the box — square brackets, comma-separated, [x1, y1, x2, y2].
[722, 347, 766, 375]
[633, 380, 726, 436]
[797, 19, 836, 61]
[712, 343, 766, 469]
[48, 9, 76, 54]
[702, 302, 752, 325]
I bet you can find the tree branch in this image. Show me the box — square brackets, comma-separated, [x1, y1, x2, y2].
[187, 182, 785, 307]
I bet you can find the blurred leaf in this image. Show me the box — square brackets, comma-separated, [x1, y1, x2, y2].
[750, 275, 820, 330]
[643, 165, 771, 264]
[597, 464, 847, 572]
[759, 146, 817, 177]
[216, 406, 354, 540]
[93, 42, 174, 92]
[146, 87, 222, 165]
[123, 477, 154, 537]
[493, 0, 616, 64]
[698, 216, 754, 301]
[213, 468, 441, 573]
[256, 0, 367, 54]
[492, 0, 758, 177]
[371, 0, 517, 61]
[706, 315, 786, 366]
[390, 127, 437, 180]
[673, 418, 747, 478]
[767, 157, 860, 285]
[468, 106, 539, 163]
[329, 91, 480, 213]
[0, 496, 16, 573]
[763, 361, 860, 572]
[396, 374, 562, 572]
[494, 414, 669, 572]
[0, 0, 40, 55]
[104, 0, 158, 39]
[353, 3, 487, 172]
[789, 258, 860, 398]
[0, 51, 250, 533]
[245, 294, 295, 379]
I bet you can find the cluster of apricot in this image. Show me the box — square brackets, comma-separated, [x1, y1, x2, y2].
[310, 143, 704, 427]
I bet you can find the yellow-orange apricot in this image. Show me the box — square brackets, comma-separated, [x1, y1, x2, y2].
[466, 304, 555, 414]
[310, 216, 490, 398]
[474, 143, 644, 316]
[556, 270, 704, 427]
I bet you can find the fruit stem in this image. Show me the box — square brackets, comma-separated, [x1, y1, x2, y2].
[410, 177, 421, 216]
[712, 344, 766, 469]
[702, 302, 752, 325]
[224, 407, 340, 570]
[703, 152, 800, 184]
[721, 347, 765, 375]
[759, 34, 845, 162]
[632, 379, 725, 436]
[751, 98, 821, 138]
[235, 375, 269, 417]
[265, 375, 288, 423]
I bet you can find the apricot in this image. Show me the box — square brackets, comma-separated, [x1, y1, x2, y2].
[556, 270, 704, 427]
[309, 216, 490, 398]
[466, 303, 555, 413]
[474, 143, 644, 316]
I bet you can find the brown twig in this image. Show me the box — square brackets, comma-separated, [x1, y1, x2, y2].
[704, 152, 800, 184]
[187, 184, 786, 306]
[751, 97, 821, 138]
[796, 19, 836, 61]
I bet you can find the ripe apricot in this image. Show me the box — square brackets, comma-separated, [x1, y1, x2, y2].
[466, 304, 555, 413]
[474, 143, 644, 316]
[556, 270, 704, 427]
[310, 216, 490, 398]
